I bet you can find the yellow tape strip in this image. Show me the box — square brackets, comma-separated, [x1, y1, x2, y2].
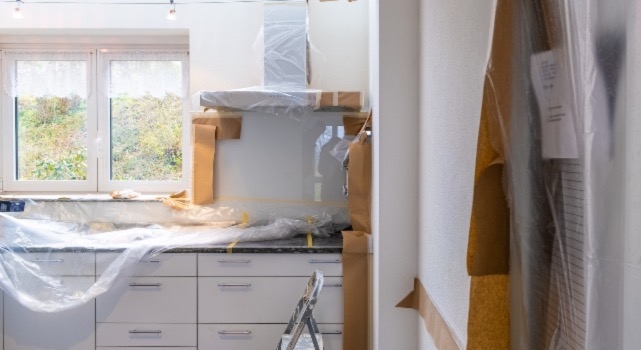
[227, 241, 238, 254]
[307, 233, 313, 248]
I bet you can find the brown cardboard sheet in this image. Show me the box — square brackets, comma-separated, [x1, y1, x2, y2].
[467, 159, 509, 275]
[348, 129, 372, 233]
[318, 91, 363, 111]
[191, 124, 216, 205]
[191, 112, 242, 139]
[397, 278, 459, 350]
[467, 275, 510, 350]
[464, 0, 513, 348]
[343, 115, 371, 136]
[342, 231, 370, 350]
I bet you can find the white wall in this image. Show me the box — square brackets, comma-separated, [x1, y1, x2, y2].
[372, 0, 420, 349]
[418, 0, 495, 347]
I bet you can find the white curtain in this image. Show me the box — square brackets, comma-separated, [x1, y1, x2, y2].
[2, 50, 92, 98]
[98, 49, 188, 98]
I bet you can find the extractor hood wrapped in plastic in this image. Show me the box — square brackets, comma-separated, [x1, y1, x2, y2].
[195, 1, 363, 116]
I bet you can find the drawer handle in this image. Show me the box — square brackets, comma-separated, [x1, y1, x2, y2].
[324, 283, 343, 288]
[218, 283, 252, 287]
[32, 259, 64, 263]
[218, 330, 252, 335]
[321, 331, 343, 335]
[140, 259, 160, 263]
[218, 259, 251, 264]
[129, 283, 161, 287]
[309, 259, 342, 264]
[129, 329, 162, 334]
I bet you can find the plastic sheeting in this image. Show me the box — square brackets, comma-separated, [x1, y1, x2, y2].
[0, 200, 346, 313]
[196, 0, 319, 117]
[486, 0, 634, 349]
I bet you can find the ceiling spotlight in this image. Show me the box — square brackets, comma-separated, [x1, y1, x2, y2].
[13, 0, 24, 20]
[167, 0, 176, 21]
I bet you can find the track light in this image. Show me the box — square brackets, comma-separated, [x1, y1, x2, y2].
[167, 0, 176, 21]
[13, 0, 24, 19]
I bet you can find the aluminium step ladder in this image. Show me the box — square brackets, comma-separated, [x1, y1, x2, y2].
[277, 269, 325, 350]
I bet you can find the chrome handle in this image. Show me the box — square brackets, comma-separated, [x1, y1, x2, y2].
[129, 329, 161, 334]
[129, 283, 161, 287]
[218, 283, 252, 287]
[33, 259, 64, 263]
[218, 259, 251, 264]
[218, 330, 252, 335]
[324, 283, 343, 288]
[309, 259, 341, 264]
[321, 331, 343, 335]
[140, 259, 160, 263]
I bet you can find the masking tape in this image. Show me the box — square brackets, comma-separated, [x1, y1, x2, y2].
[397, 278, 461, 350]
[307, 233, 313, 248]
[226, 241, 238, 254]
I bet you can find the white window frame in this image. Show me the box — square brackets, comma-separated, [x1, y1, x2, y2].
[0, 47, 190, 194]
[97, 49, 190, 193]
[0, 49, 98, 192]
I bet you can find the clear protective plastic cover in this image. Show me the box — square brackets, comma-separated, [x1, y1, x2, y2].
[0, 200, 346, 313]
[486, 0, 634, 349]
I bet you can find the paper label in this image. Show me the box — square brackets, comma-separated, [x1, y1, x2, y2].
[530, 51, 579, 159]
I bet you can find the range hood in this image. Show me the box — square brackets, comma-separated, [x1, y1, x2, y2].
[197, 1, 362, 114]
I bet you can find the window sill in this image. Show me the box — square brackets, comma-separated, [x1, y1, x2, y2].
[0, 193, 171, 203]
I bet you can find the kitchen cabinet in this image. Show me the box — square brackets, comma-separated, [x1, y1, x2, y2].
[198, 253, 344, 350]
[95, 253, 197, 349]
[2, 237, 344, 350]
[4, 253, 96, 350]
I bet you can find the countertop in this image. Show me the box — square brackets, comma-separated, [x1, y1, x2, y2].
[13, 233, 344, 254]
[169, 233, 343, 254]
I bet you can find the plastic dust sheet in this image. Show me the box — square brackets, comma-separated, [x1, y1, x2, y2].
[0, 200, 346, 313]
[487, 0, 637, 349]
[197, 0, 324, 118]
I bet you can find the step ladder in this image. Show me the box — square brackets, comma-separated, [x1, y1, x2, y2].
[277, 269, 325, 350]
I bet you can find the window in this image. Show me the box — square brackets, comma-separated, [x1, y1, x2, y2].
[1, 48, 189, 193]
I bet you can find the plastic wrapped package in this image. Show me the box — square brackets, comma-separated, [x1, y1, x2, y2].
[484, 0, 634, 348]
[0, 200, 346, 313]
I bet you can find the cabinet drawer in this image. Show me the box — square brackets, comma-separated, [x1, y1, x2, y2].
[5, 277, 95, 350]
[96, 346, 197, 350]
[97, 253, 196, 277]
[198, 277, 343, 323]
[14, 252, 94, 276]
[96, 323, 197, 347]
[198, 253, 342, 277]
[198, 324, 343, 350]
[97, 277, 196, 323]
[98, 348, 195, 350]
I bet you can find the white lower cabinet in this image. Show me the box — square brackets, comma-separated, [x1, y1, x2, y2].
[197, 253, 344, 350]
[4, 277, 96, 350]
[199, 324, 343, 350]
[95, 323, 197, 347]
[2, 252, 343, 350]
[95, 253, 197, 349]
[198, 276, 343, 323]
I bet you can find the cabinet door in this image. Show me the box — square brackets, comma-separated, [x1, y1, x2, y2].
[198, 324, 343, 350]
[198, 276, 343, 323]
[4, 277, 95, 350]
[96, 277, 196, 323]
[198, 253, 343, 277]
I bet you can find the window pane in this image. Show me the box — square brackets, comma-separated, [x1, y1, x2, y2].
[110, 61, 183, 181]
[16, 61, 88, 181]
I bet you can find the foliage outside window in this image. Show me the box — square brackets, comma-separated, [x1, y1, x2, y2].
[1, 49, 189, 193]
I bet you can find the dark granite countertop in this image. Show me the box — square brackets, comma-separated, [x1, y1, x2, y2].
[168, 233, 343, 254]
[11, 233, 343, 254]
